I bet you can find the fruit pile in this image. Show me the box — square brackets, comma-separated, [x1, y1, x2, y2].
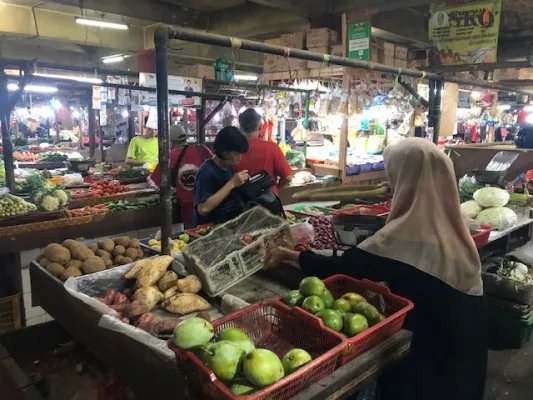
[147, 233, 190, 253]
[283, 277, 384, 337]
[308, 216, 344, 250]
[173, 319, 313, 395]
[90, 180, 128, 196]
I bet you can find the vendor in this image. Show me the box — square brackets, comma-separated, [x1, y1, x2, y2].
[237, 109, 292, 194]
[126, 116, 158, 166]
[193, 126, 249, 226]
[149, 125, 212, 225]
[264, 138, 487, 400]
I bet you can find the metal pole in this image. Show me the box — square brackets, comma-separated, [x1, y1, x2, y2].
[154, 29, 172, 256]
[399, 79, 429, 108]
[198, 98, 206, 145]
[0, 69, 15, 192]
[99, 127, 105, 162]
[127, 108, 135, 142]
[428, 78, 443, 144]
[303, 92, 311, 129]
[87, 91, 96, 159]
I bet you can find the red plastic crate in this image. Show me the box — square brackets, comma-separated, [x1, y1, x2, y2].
[471, 225, 493, 248]
[277, 275, 414, 365]
[169, 301, 346, 400]
[185, 223, 214, 238]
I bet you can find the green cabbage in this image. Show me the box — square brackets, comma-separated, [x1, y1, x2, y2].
[476, 207, 518, 230]
[473, 187, 510, 208]
[460, 200, 482, 219]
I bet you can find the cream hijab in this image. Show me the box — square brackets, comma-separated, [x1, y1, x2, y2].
[359, 138, 483, 296]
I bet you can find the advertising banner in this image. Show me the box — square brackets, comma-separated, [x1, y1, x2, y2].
[138, 73, 201, 107]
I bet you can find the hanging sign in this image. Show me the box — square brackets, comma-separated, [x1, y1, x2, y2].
[348, 22, 371, 61]
[429, 0, 502, 65]
[138, 73, 201, 107]
[92, 86, 101, 110]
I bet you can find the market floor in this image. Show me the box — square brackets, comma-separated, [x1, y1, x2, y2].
[485, 342, 533, 399]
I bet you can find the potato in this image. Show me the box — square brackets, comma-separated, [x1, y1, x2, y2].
[61, 267, 82, 280]
[62, 239, 79, 249]
[114, 236, 131, 247]
[81, 257, 106, 274]
[95, 249, 111, 258]
[136, 248, 144, 259]
[112, 245, 126, 256]
[122, 257, 134, 264]
[62, 241, 94, 261]
[65, 259, 83, 269]
[163, 293, 210, 315]
[158, 271, 178, 292]
[122, 301, 151, 319]
[46, 263, 65, 278]
[39, 257, 51, 267]
[88, 243, 99, 253]
[124, 247, 138, 260]
[98, 239, 115, 252]
[129, 238, 140, 248]
[136, 256, 174, 288]
[104, 258, 113, 268]
[114, 255, 126, 265]
[163, 286, 179, 300]
[133, 286, 163, 310]
[43, 243, 71, 265]
[176, 275, 202, 294]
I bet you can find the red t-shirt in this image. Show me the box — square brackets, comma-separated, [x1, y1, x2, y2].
[149, 144, 212, 223]
[237, 139, 292, 195]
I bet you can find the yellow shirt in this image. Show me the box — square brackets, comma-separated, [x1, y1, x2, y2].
[126, 136, 159, 163]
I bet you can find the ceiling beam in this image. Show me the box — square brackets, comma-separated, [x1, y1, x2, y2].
[331, 0, 432, 15]
[247, 0, 327, 17]
[44, 0, 208, 28]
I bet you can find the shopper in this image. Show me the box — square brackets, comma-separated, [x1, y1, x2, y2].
[125, 117, 158, 166]
[194, 126, 249, 226]
[237, 109, 292, 194]
[264, 138, 487, 400]
[149, 125, 212, 225]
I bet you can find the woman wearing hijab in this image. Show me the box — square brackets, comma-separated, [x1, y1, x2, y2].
[265, 138, 487, 400]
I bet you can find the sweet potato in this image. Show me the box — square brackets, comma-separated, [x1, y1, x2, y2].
[65, 259, 83, 269]
[124, 259, 149, 279]
[81, 257, 106, 274]
[136, 256, 174, 288]
[114, 236, 131, 247]
[113, 293, 130, 306]
[124, 247, 138, 260]
[163, 286, 179, 300]
[122, 301, 150, 319]
[129, 238, 140, 248]
[43, 243, 71, 264]
[135, 313, 155, 331]
[150, 319, 179, 337]
[163, 293, 210, 315]
[133, 286, 163, 310]
[158, 271, 178, 292]
[97, 296, 113, 306]
[176, 275, 202, 294]
[112, 245, 126, 256]
[88, 243, 99, 253]
[61, 267, 82, 280]
[95, 249, 111, 258]
[46, 263, 65, 278]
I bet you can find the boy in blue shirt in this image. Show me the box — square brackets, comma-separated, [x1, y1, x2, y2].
[193, 126, 249, 225]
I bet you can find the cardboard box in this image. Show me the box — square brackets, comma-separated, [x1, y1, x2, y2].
[383, 41, 395, 57]
[281, 32, 305, 49]
[306, 28, 338, 48]
[331, 44, 344, 57]
[176, 64, 214, 79]
[395, 45, 408, 60]
[408, 58, 428, 69]
[394, 58, 408, 69]
[264, 56, 285, 73]
[370, 45, 380, 63]
[383, 55, 395, 67]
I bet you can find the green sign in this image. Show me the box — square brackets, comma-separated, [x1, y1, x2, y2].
[348, 22, 371, 61]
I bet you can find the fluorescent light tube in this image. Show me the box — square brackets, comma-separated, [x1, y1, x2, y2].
[102, 55, 125, 64]
[34, 73, 102, 84]
[7, 83, 58, 93]
[76, 18, 128, 30]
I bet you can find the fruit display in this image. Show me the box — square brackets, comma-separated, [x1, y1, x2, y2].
[90, 180, 129, 196]
[26, 173, 70, 212]
[307, 216, 344, 250]
[106, 195, 160, 212]
[173, 320, 311, 394]
[36, 236, 147, 280]
[283, 277, 385, 337]
[64, 204, 109, 218]
[110, 168, 150, 180]
[147, 233, 190, 253]
[14, 179, 29, 193]
[0, 194, 37, 218]
[13, 151, 39, 162]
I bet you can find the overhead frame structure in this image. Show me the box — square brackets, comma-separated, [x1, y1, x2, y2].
[149, 26, 533, 253]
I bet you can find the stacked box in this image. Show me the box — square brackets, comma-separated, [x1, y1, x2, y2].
[263, 37, 284, 73]
[281, 31, 306, 49]
[176, 64, 214, 79]
[306, 28, 338, 48]
[307, 44, 344, 69]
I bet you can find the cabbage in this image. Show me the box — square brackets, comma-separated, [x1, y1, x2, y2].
[473, 187, 510, 207]
[460, 200, 482, 219]
[476, 207, 518, 230]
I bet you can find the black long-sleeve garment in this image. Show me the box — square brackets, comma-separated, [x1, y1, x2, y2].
[299, 248, 488, 400]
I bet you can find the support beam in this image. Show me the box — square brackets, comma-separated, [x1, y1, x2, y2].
[248, 0, 327, 17]
[46, 0, 208, 28]
[331, 0, 433, 15]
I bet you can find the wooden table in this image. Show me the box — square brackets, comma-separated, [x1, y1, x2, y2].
[30, 262, 412, 400]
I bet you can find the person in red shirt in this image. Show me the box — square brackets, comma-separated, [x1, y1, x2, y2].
[149, 125, 212, 225]
[237, 108, 292, 194]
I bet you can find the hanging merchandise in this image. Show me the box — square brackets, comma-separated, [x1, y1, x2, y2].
[214, 58, 233, 81]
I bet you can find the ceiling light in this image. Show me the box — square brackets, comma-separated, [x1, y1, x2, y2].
[76, 17, 128, 30]
[102, 55, 125, 64]
[234, 74, 258, 81]
[34, 72, 102, 84]
[121, 109, 129, 118]
[7, 83, 58, 93]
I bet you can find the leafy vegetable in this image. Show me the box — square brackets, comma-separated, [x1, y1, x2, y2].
[476, 207, 518, 230]
[497, 257, 533, 284]
[473, 187, 510, 208]
[460, 200, 482, 219]
[458, 176, 483, 203]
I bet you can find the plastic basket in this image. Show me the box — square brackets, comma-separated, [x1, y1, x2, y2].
[169, 301, 346, 400]
[488, 307, 533, 349]
[471, 225, 493, 248]
[0, 293, 22, 334]
[482, 272, 533, 305]
[278, 275, 414, 365]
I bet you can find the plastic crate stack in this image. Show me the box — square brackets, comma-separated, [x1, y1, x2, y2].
[482, 272, 533, 349]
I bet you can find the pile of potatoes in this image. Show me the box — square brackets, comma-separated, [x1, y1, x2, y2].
[37, 236, 145, 281]
[123, 255, 210, 316]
